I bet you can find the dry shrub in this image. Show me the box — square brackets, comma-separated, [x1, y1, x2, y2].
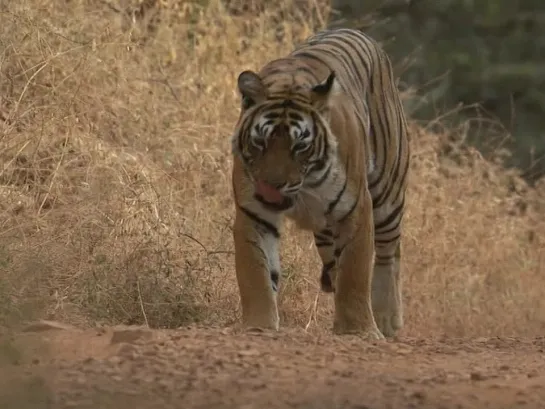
[1, 0, 544, 337]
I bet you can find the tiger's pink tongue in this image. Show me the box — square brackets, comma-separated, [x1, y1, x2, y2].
[255, 181, 284, 204]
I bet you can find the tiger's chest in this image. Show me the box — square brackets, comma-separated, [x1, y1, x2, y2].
[285, 191, 329, 231]
[285, 168, 355, 232]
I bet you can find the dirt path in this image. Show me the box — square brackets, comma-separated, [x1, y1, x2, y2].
[1, 322, 544, 409]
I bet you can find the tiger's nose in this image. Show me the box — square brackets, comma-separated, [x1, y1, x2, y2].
[259, 179, 285, 190]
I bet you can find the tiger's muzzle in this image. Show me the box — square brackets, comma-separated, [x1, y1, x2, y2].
[254, 180, 294, 212]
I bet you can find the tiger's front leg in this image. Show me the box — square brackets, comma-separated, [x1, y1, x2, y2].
[333, 188, 384, 340]
[233, 206, 281, 331]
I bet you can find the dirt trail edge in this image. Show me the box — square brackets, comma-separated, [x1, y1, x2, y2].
[1, 323, 544, 409]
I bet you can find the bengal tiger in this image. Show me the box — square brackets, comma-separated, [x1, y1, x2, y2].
[230, 28, 410, 339]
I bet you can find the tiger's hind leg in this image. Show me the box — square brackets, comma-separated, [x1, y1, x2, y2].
[313, 228, 338, 293]
[372, 200, 405, 337]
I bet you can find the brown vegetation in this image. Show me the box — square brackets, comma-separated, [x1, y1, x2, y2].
[1, 0, 545, 339]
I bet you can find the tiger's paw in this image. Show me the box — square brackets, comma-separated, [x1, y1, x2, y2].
[239, 311, 280, 333]
[233, 323, 280, 336]
[372, 301, 403, 338]
[332, 320, 385, 340]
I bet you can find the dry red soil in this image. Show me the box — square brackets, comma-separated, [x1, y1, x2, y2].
[2, 322, 544, 409]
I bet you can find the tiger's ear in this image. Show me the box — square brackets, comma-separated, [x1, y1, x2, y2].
[237, 70, 267, 109]
[310, 71, 342, 109]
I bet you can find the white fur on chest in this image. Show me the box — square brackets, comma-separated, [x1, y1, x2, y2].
[286, 167, 354, 232]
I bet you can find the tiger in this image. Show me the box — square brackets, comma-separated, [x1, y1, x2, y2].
[230, 27, 410, 339]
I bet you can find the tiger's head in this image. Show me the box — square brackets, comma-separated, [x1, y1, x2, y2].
[231, 69, 342, 212]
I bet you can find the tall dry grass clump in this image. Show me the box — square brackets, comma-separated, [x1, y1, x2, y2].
[1, 0, 544, 337]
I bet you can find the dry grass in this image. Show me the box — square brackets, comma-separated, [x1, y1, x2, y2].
[1, 0, 545, 337]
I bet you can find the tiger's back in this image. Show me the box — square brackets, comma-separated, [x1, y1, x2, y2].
[289, 28, 410, 208]
[230, 28, 410, 338]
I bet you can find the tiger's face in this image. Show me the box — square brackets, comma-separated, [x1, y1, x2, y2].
[231, 70, 340, 212]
